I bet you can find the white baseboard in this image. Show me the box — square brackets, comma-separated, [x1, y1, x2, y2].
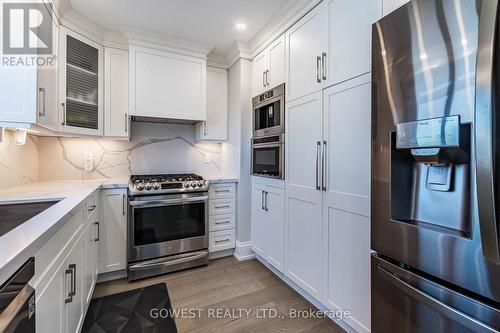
[233, 241, 256, 261]
[254, 255, 359, 333]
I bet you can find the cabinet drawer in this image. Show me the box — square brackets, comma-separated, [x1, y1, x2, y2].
[209, 229, 236, 252]
[209, 214, 235, 231]
[209, 183, 236, 199]
[209, 198, 235, 216]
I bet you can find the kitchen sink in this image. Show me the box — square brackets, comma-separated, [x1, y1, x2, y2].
[0, 200, 61, 237]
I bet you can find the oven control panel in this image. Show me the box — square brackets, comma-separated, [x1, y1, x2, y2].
[129, 177, 209, 196]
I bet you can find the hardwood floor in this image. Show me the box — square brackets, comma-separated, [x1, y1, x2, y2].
[93, 257, 345, 333]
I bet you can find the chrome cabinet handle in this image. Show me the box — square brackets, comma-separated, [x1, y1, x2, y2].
[69, 264, 76, 297]
[64, 268, 73, 303]
[261, 190, 265, 210]
[475, 0, 500, 263]
[203, 121, 208, 135]
[38, 87, 46, 117]
[263, 71, 266, 87]
[266, 70, 270, 86]
[215, 239, 230, 244]
[61, 102, 66, 125]
[264, 191, 268, 211]
[215, 205, 230, 209]
[215, 189, 230, 193]
[88, 204, 96, 212]
[322, 141, 327, 191]
[215, 220, 230, 225]
[124, 113, 128, 133]
[316, 141, 321, 190]
[94, 221, 99, 241]
[322, 52, 327, 80]
[316, 56, 321, 83]
[122, 194, 126, 215]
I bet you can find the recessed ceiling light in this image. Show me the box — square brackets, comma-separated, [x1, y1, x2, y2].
[235, 23, 247, 30]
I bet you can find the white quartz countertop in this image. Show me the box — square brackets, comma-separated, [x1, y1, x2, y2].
[0, 179, 128, 285]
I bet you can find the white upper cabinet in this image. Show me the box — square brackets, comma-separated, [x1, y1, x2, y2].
[196, 66, 228, 141]
[252, 50, 269, 96]
[252, 34, 285, 96]
[0, 3, 59, 129]
[104, 47, 129, 138]
[325, 0, 382, 85]
[129, 45, 206, 121]
[59, 26, 104, 136]
[285, 4, 328, 102]
[382, 0, 410, 16]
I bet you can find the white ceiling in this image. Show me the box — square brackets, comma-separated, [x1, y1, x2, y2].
[69, 0, 294, 55]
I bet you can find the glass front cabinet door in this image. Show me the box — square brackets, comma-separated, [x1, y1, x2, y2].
[59, 27, 104, 135]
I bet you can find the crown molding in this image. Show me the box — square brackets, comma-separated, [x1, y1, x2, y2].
[224, 41, 252, 68]
[207, 52, 230, 69]
[248, 0, 321, 58]
[60, 9, 106, 44]
[121, 26, 213, 58]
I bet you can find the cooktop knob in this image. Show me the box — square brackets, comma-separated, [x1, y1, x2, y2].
[185, 183, 192, 188]
[136, 183, 144, 191]
[197, 182, 203, 188]
[145, 183, 152, 190]
[153, 183, 160, 190]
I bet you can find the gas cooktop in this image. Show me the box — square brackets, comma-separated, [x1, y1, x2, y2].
[129, 173, 208, 195]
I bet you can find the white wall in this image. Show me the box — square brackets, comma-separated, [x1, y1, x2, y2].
[229, 58, 253, 243]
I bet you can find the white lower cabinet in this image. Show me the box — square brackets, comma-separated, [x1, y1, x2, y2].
[208, 183, 237, 253]
[83, 221, 99, 306]
[284, 91, 324, 300]
[251, 75, 372, 332]
[35, 194, 100, 333]
[251, 181, 285, 273]
[322, 76, 371, 333]
[99, 189, 128, 273]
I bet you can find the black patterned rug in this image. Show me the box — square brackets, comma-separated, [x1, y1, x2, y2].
[82, 283, 178, 333]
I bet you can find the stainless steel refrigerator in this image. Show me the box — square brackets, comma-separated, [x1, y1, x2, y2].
[371, 0, 500, 332]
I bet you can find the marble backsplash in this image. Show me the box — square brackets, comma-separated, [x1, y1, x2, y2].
[39, 123, 225, 180]
[0, 130, 40, 189]
[0, 122, 232, 189]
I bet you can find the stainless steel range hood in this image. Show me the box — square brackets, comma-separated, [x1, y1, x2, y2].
[131, 115, 200, 126]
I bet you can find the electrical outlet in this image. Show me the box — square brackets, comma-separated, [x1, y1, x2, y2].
[204, 152, 212, 164]
[84, 152, 94, 172]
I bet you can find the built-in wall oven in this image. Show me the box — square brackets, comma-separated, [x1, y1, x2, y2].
[252, 83, 285, 179]
[251, 135, 284, 179]
[128, 174, 209, 281]
[253, 83, 284, 138]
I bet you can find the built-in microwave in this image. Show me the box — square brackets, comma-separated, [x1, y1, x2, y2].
[251, 134, 284, 179]
[252, 84, 284, 138]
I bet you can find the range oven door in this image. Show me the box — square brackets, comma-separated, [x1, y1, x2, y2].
[128, 192, 208, 262]
[251, 137, 284, 179]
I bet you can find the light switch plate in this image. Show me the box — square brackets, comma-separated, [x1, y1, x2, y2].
[204, 152, 212, 164]
[84, 152, 94, 172]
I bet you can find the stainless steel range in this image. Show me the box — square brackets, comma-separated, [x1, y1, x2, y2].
[127, 174, 209, 281]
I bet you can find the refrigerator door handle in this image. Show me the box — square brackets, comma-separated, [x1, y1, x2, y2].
[475, 0, 500, 263]
[377, 265, 498, 333]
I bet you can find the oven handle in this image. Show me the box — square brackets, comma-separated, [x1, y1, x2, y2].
[128, 251, 208, 270]
[130, 196, 208, 207]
